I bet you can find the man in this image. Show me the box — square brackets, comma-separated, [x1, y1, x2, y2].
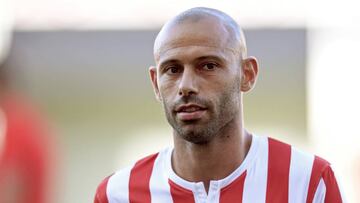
[94, 7, 345, 203]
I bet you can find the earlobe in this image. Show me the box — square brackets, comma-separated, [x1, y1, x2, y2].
[241, 57, 259, 92]
[149, 66, 162, 102]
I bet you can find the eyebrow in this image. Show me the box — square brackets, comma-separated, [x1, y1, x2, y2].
[158, 55, 226, 70]
[194, 55, 226, 64]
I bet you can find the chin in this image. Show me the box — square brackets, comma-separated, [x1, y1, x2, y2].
[178, 128, 213, 145]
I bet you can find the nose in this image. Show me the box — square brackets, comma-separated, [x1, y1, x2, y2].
[178, 67, 198, 97]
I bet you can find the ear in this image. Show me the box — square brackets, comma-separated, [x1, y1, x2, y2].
[149, 66, 162, 102]
[240, 56, 259, 92]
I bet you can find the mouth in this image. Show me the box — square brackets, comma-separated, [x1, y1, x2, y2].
[175, 104, 207, 121]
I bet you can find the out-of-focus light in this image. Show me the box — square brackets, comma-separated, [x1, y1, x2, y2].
[307, 0, 360, 201]
[308, 29, 360, 202]
[0, 0, 13, 63]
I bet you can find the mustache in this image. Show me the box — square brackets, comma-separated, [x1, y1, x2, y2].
[172, 95, 211, 110]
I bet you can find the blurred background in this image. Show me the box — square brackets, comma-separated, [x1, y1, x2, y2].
[0, 0, 359, 202]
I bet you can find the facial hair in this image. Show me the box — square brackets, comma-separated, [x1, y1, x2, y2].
[162, 76, 241, 144]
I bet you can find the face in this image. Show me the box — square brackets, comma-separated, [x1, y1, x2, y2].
[150, 18, 255, 144]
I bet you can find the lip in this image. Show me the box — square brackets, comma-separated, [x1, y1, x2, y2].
[175, 103, 206, 112]
[175, 103, 207, 121]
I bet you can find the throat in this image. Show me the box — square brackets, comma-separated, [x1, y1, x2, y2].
[171, 131, 252, 193]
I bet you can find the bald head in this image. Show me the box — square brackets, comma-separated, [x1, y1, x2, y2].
[148, 7, 259, 144]
[153, 7, 247, 62]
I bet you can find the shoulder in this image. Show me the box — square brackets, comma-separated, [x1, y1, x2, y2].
[94, 174, 112, 203]
[265, 136, 333, 181]
[265, 136, 345, 202]
[307, 156, 345, 202]
[265, 136, 317, 166]
[93, 151, 164, 203]
[265, 136, 315, 173]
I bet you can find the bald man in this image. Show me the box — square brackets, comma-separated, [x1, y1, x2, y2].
[94, 7, 345, 203]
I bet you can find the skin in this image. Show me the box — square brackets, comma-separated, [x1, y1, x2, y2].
[149, 8, 259, 192]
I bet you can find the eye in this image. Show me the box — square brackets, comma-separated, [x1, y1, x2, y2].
[166, 66, 181, 74]
[201, 62, 218, 71]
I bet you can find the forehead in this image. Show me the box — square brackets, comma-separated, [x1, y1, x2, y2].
[155, 18, 237, 62]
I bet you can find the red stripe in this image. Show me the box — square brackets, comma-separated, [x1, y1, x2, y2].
[168, 179, 196, 203]
[306, 156, 329, 203]
[129, 153, 159, 203]
[323, 165, 343, 202]
[266, 137, 291, 203]
[94, 175, 112, 203]
[305, 155, 343, 203]
[219, 171, 247, 203]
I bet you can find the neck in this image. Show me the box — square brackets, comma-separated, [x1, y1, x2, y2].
[171, 115, 252, 192]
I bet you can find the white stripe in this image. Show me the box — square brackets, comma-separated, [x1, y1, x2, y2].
[107, 164, 133, 203]
[242, 135, 268, 203]
[312, 178, 326, 203]
[288, 147, 314, 203]
[149, 148, 173, 203]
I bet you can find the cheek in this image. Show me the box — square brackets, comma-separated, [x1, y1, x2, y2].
[203, 77, 229, 95]
[159, 78, 179, 101]
[200, 80, 225, 107]
[208, 77, 239, 103]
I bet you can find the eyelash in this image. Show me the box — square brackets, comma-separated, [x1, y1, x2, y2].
[165, 66, 181, 74]
[163, 62, 220, 75]
[200, 62, 219, 70]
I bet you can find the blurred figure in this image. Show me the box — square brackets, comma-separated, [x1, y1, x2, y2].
[0, 24, 56, 203]
[0, 90, 54, 203]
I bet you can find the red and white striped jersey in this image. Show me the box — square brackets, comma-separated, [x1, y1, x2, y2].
[94, 135, 345, 203]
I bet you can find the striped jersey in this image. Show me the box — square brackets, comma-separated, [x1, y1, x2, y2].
[94, 135, 345, 203]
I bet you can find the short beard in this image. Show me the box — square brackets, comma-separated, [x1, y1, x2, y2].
[163, 76, 241, 145]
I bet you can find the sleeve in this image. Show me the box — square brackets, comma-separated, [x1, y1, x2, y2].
[94, 175, 111, 203]
[312, 165, 346, 203]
